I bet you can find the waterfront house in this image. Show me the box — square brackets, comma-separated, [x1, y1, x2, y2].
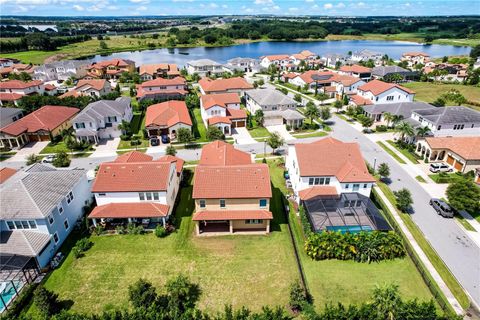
[0, 164, 92, 268]
[260, 55, 291, 70]
[401, 52, 430, 68]
[338, 65, 372, 81]
[0, 64, 34, 79]
[0, 105, 79, 149]
[89, 151, 183, 228]
[225, 57, 261, 73]
[186, 59, 224, 77]
[192, 141, 273, 235]
[86, 59, 135, 79]
[321, 53, 348, 68]
[423, 63, 468, 82]
[357, 80, 415, 104]
[33, 60, 89, 81]
[136, 76, 187, 101]
[200, 93, 247, 135]
[73, 97, 132, 143]
[145, 100, 192, 140]
[415, 137, 480, 172]
[351, 49, 383, 64]
[139, 64, 180, 81]
[245, 88, 305, 128]
[371, 66, 417, 82]
[198, 77, 253, 95]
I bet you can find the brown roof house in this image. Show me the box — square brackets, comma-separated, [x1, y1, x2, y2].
[0, 105, 79, 149]
[285, 137, 388, 232]
[85, 59, 135, 79]
[198, 77, 253, 95]
[415, 136, 480, 173]
[192, 140, 273, 235]
[139, 63, 180, 81]
[89, 151, 184, 228]
[145, 100, 192, 141]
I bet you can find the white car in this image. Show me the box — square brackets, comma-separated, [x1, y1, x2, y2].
[429, 163, 453, 173]
[42, 155, 55, 163]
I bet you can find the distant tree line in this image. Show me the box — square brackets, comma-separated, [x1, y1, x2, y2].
[0, 33, 92, 53]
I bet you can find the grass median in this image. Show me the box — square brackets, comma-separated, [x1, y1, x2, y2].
[377, 141, 407, 164]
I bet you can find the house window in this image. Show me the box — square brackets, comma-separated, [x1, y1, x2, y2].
[139, 192, 145, 200]
[353, 184, 360, 191]
[6, 221, 15, 229]
[98, 193, 106, 197]
[53, 232, 59, 244]
[363, 184, 368, 188]
[220, 199, 226, 208]
[246, 219, 263, 224]
[21, 221, 29, 229]
[48, 213, 54, 225]
[66, 191, 74, 204]
[146, 192, 153, 201]
[437, 126, 441, 130]
[259, 199, 267, 208]
[199, 200, 206, 208]
[64, 219, 69, 230]
[325, 178, 330, 185]
[58, 205, 64, 214]
[308, 178, 314, 185]
[75, 123, 85, 129]
[345, 184, 349, 189]
[14, 221, 23, 229]
[29, 220, 37, 228]
[153, 193, 160, 201]
[386, 96, 394, 101]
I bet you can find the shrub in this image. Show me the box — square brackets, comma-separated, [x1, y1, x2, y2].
[33, 286, 60, 317]
[120, 134, 131, 141]
[394, 188, 413, 212]
[2, 283, 38, 320]
[52, 151, 70, 168]
[72, 238, 93, 258]
[128, 279, 157, 309]
[299, 206, 312, 237]
[116, 225, 126, 234]
[26, 153, 41, 165]
[376, 125, 388, 132]
[127, 223, 144, 235]
[304, 231, 405, 263]
[93, 225, 104, 236]
[155, 225, 168, 238]
[289, 280, 309, 312]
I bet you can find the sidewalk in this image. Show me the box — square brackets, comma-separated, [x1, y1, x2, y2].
[374, 186, 464, 315]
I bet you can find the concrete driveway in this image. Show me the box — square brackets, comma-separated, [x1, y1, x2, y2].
[266, 124, 295, 141]
[5, 141, 49, 163]
[89, 138, 120, 158]
[232, 127, 257, 145]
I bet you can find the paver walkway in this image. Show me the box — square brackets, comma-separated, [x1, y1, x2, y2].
[89, 138, 120, 158]
[374, 186, 464, 315]
[5, 141, 49, 162]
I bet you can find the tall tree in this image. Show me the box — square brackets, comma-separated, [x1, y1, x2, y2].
[266, 132, 285, 154]
[395, 121, 414, 141]
[304, 102, 319, 125]
[447, 180, 480, 214]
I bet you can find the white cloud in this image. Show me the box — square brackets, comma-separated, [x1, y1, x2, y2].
[254, 0, 273, 4]
[323, 3, 333, 9]
[337, 2, 345, 8]
[136, 5, 147, 10]
[312, 4, 318, 8]
[244, 7, 254, 12]
[72, 4, 84, 10]
[404, 2, 411, 6]
[13, 4, 29, 12]
[305, 0, 314, 2]
[221, 4, 227, 8]
[130, 0, 149, 3]
[272, 5, 279, 9]
[288, 7, 298, 11]
[357, 2, 365, 6]
[209, 2, 218, 8]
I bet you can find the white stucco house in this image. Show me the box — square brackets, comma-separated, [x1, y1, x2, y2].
[200, 93, 247, 135]
[357, 80, 415, 104]
[0, 80, 45, 96]
[73, 97, 132, 143]
[260, 55, 291, 69]
[186, 59, 225, 77]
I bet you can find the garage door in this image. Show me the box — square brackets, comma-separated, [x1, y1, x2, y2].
[264, 117, 283, 127]
[454, 161, 464, 171]
[446, 155, 455, 165]
[235, 121, 246, 128]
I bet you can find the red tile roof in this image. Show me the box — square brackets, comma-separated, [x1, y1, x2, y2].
[226, 108, 247, 120]
[294, 137, 375, 182]
[156, 155, 185, 175]
[192, 209, 273, 221]
[145, 100, 192, 128]
[297, 70, 334, 84]
[0, 80, 42, 90]
[263, 54, 290, 61]
[88, 202, 169, 219]
[193, 164, 272, 199]
[0, 105, 79, 136]
[199, 140, 251, 166]
[59, 90, 82, 98]
[358, 79, 414, 95]
[208, 116, 231, 125]
[425, 137, 480, 160]
[331, 74, 363, 86]
[0, 167, 17, 184]
[201, 93, 240, 110]
[349, 94, 373, 106]
[75, 79, 108, 91]
[0, 92, 23, 101]
[139, 64, 180, 76]
[139, 76, 186, 88]
[88, 59, 134, 69]
[92, 162, 172, 192]
[299, 186, 339, 200]
[44, 84, 57, 91]
[403, 52, 430, 57]
[339, 65, 372, 73]
[114, 151, 153, 163]
[198, 77, 253, 93]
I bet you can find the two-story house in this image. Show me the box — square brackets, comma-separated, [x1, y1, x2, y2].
[330, 74, 366, 99]
[72, 97, 132, 143]
[0, 107, 23, 127]
[86, 59, 135, 79]
[186, 59, 225, 77]
[225, 58, 261, 73]
[192, 141, 272, 235]
[351, 49, 383, 64]
[89, 152, 183, 228]
[200, 93, 247, 135]
[289, 70, 335, 91]
[60, 79, 112, 98]
[198, 77, 253, 95]
[0, 164, 91, 268]
[0, 64, 34, 79]
[139, 64, 180, 81]
[33, 60, 89, 81]
[338, 65, 372, 81]
[136, 76, 187, 101]
[145, 100, 192, 140]
[357, 80, 415, 104]
[245, 88, 305, 128]
[321, 53, 348, 68]
[0, 80, 44, 100]
[260, 55, 290, 70]
[401, 52, 430, 68]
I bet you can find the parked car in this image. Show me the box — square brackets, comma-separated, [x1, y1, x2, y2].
[150, 136, 160, 146]
[429, 163, 453, 173]
[42, 155, 55, 163]
[429, 198, 454, 218]
[161, 135, 169, 144]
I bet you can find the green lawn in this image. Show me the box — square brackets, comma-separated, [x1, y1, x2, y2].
[428, 173, 467, 184]
[191, 108, 208, 142]
[415, 175, 427, 183]
[402, 82, 480, 111]
[130, 112, 145, 135]
[39, 142, 71, 154]
[386, 140, 420, 164]
[248, 126, 270, 138]
[292, 131, 328, 139]
[117, 139, 149, 150]
[377, 141, 407, 164]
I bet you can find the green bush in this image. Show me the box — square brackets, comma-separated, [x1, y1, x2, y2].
[72, 238, 93, 259]
[155, 225, 168, 238]
[33, 286, 61, 317]
[93, 225, 104, 236]
[304, 231, 405, 263]
[116, 225, 126, 234]
[127, 223, 144, 235]
[289, 280, 309, 312]
[376, 125, 388, 132]
[298, 206, 312, 237]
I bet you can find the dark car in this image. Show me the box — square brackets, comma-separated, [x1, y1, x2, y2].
[429, 198, 454, 218]
[161, 135, 169, 144]
[150, 136, 160, 146]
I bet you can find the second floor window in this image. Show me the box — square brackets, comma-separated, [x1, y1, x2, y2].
[259, 199, 267, 208]
[220, 199, 226, 208]
[199, 199, 206, 208]
[386, 96, 394, 101]
[353, 184, 360, 191]
[66, 191, 74, 204]
[75, 123, 85, 129]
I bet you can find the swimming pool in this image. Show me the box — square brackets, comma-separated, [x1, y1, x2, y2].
[0, 280, 24, 313]
[325, 225, 373, 234]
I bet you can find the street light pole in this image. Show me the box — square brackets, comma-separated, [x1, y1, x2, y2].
[264, 140, 266, 156]
[373, 157, 377, 172]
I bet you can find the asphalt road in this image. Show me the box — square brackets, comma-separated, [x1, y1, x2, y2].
[329, 115, 480, 308]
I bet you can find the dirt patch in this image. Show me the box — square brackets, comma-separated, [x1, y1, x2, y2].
[44, 53, 70, 64]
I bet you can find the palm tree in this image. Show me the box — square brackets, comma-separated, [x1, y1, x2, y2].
[118, 120, 131, 136]
[382, 112, 394, 128]
[304, 102, 320, 125]
[395, 121, 414, 141]
[390, 115, 403, 127]
[416, 125, 431, 137]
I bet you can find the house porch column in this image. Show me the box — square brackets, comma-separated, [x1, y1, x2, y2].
[162, 217, 166, 226]
[266, 220, 270, 233]
[229, 220, 233, 234]
[128, 218, 132, 223]
[195, 221, 200, 235]
[7, 139, 13, 149]
[92, 219, 97, 227]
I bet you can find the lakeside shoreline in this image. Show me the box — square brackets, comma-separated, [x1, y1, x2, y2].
[0, 34, 476, 65]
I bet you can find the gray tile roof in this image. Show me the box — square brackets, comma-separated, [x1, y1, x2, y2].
[413, 106, 480, 126]
[372, 66, 413, 77]
[353, 49, 383, 57]
[73, 97, 131, 123]
[187, 59, 222, 67]
[246, 89, 297, 107]
[362, 102, 435, 119]
[227, 57, 258, 65]
[281, 109, 306, 120]
[0, 167, 86, 219]
[0, 107, 23, 127]
[0, 230, 51, 256]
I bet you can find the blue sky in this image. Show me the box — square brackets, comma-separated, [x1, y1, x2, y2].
[0, 0, 478, 17]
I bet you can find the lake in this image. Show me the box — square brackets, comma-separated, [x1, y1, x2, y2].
[88, 40, 471, 67]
